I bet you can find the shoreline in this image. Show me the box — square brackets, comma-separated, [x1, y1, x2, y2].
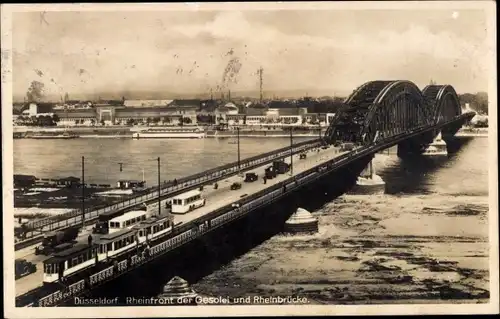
[13, 126, 324, 139]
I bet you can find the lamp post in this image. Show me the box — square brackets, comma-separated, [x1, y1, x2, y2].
[318, 113, 322, 141]
[237, 127, 241, 175]
[157, 157, 161, 216]
[81, 156, 85, 229]
[290, 127, 293, 176]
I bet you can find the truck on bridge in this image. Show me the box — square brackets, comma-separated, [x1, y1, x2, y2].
[34, 226, 80, 255]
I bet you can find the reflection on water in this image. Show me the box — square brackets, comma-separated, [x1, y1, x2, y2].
[375, 136, 481, 195]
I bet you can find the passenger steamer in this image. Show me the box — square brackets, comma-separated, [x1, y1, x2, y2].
[131, 127, 206, 139]
[29, 131, 80, 139]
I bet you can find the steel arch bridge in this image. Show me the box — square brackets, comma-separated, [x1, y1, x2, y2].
[324, 80, 463, 145]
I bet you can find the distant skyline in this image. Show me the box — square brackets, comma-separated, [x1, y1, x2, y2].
[10, 4, 492, 101]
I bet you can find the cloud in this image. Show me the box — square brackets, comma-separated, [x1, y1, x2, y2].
[11, 10, 490, 99]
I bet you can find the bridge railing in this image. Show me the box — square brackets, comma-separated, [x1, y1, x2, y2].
[22, 138, 322, 237]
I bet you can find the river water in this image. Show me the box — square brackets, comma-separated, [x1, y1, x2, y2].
[13, 137, 314, 186]
[13, 136, 490, 304]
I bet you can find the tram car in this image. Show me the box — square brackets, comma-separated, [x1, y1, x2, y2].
[170, 189, 206, 214]
[132, 214, 173, 244]
[93, 204, 148, 234]
[42, 214, 173, 284]
[93, 210, 125, 234]
[107, 210, 148, 233]
[43, 244, 98, 283]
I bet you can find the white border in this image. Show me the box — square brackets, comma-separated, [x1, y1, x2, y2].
[2, 1, 498, 317]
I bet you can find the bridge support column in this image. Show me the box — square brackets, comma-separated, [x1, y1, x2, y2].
[351, 159, 385, 195]
[397, 139, 426, 158]
[422, 131, 448, 156]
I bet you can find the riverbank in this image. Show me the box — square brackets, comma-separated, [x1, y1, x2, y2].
[13, 125, 323, 139]
[456, 127, 488, 138]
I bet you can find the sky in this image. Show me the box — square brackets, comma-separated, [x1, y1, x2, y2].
[10, 6, 493, 101]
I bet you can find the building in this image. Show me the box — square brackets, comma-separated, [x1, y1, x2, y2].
[54, 108, 97, 126]
[123, 100, 173, 107]
[214, 102, 239, 116]
[169, 99, 202, 111]
[19, 103, 54, 117]
[114, 105, 198, 126]
[51, 100, 200, 126]
[302, 113, 336, 126]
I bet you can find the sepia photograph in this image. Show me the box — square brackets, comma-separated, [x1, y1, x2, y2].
[2, 1, 498, 317]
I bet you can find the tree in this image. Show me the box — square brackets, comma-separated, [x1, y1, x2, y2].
[52, 114, 60, 124]
[182, 117, 192, 124]
[100, 119, 105, 126]
[91, 119, 96, 126]
[459, 92, 488, 115]
[152, 117, 161, 124]
[26, 81, 45, 102]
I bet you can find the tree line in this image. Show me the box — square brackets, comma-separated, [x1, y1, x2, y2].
[458, 92, 488, 115]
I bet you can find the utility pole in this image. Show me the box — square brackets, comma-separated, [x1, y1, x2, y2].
[290, 127, 293, 176]
[318, 113, 322, 142]
[258, 67, 263, 103]
[157, 157, 161, 216]
[237, 127, 241, 174]
[81, 156, 85, 229]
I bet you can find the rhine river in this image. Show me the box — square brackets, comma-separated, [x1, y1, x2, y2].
[13, 136, 490, 304]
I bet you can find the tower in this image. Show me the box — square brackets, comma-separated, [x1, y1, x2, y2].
[258, 67, 263, 102]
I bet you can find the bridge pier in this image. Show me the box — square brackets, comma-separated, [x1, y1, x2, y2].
[422, 131, 448, 156]
[350, 159, 385, 195]
[396, 137, 428, 158]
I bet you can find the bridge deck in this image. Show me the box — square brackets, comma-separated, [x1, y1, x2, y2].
[15, 144, 347, 297]
[20, 139, 321, 240]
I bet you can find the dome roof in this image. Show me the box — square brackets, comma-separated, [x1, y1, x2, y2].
[159, 276, 197, 298]
[285, 208, 318, 225]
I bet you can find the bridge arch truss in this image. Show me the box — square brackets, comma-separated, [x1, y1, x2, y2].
[324, 80, 463, 145]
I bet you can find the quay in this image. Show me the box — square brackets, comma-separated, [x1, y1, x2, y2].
[13, 80, 476, 307]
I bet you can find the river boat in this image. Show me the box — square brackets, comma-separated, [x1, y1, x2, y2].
[30, 131, 80, 139]
[132, 127, 206, 139]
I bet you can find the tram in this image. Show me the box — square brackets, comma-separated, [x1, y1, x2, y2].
[42, 214, 173, 284]
[108, 210, 147, 233]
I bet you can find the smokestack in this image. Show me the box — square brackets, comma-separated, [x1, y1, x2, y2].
[210, 89, 213, 100]
[221, 92, 225, 100]
[228, 90, 231, 100]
